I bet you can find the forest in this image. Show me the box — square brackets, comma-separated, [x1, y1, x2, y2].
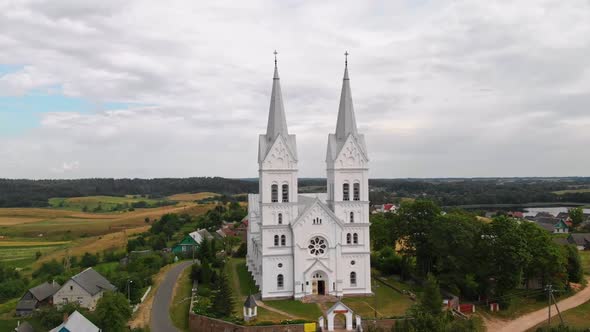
[1, 177, 590, 208]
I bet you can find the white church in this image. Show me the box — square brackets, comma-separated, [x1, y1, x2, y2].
[246, 54, 372, 300]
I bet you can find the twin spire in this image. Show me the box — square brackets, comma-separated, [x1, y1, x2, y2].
[265, 51, 357, 141]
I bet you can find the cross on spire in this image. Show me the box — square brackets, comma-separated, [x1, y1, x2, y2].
[344, 51, 349, 67]
[274, 50, 278, 67]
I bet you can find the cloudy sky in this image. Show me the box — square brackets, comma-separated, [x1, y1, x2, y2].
[0, 0, 589, 179]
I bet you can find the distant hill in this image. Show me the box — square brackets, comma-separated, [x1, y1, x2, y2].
[0, 177, 257, 208]
[1, 177, 590, 208]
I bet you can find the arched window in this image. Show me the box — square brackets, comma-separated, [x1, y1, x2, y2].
[343, 183, 350, 201]
[274, 235, 279, 246]
[350, 272, 357, 286]
[271, 184, 278, 202]
[350, 212, 354, 223]
[282, 184, 289, 202]
[346, 233, 351, 244]
[278, 213, 283, 225]
[277, 274, 284, 289]
[353, 183, 360, 201]
[281, 235, 286, 246]
[353, 233, 359, 244]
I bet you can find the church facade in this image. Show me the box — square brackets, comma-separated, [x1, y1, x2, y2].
[246, 56, 371, 300]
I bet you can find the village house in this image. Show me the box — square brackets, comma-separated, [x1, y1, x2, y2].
[372, 203, 397, 214]
[172, 229, 213, 255]
[531, 217, 569, 234]
[568, 233, 590, 250]
[49, 310, 100, 332]
[52, 268, 116, 310]
[16, 281, 61, 316]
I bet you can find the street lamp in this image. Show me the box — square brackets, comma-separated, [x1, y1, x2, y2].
[127, 280, 134, 303]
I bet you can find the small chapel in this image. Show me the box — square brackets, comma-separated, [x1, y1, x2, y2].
[246, 53, 371, 300]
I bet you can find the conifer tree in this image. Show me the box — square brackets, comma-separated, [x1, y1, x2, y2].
[211, 272, 234, 318]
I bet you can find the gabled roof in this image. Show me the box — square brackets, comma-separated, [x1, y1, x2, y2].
[303, 258, 333, 274]
[568, 233, 590, 246]
[292, 195, 344, 229]
[49, 310, 100, 332]
[70, 268, 116, 296]
[16, 322, 34, 332]
[325, 301, 355, 316]
[16, 300, 37, 311]
[29, 282, 60, 302]
[243, 294, 257, 308]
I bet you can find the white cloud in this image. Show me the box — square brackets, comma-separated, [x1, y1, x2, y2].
[0, 0, 589, 178]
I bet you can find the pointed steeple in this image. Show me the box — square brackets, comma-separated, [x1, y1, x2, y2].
[266, 50, 289, 141]
[335, 51, 358, 140]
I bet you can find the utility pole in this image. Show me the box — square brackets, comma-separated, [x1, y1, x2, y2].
[551, 291, 564, 325]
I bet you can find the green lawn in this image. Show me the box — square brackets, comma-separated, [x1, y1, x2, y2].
[527, 299, 590, 331]
[580, 251, 590, 275]
[342, 278, 414, 319]
[169, 266, 193, 332]
[489, 289, 554, 319]
[262, 299, 322, 321]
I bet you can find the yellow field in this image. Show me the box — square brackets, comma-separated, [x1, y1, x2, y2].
[0, 240, 70, 247]
[167, 192, 218, 201]
[0, 204, 195, 239]
[553, 188, 590, 195]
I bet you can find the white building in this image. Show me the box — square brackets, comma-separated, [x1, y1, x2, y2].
[53, 268, 116, 310]
[246, 56, 371, 300]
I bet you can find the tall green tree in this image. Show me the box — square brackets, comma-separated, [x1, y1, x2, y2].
[563, 245, 583, 283]
[420, 274, 443, 315]
[210, 272, 234, 318]
[95, 291, 132, 332]
[569, 207, 584, 228]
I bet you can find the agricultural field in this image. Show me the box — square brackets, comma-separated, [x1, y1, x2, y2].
[167, 192, 218, 202]
[552, 188, 590, 195]
[0, 203, 192, 240]
[0, 239, 70, 268]
[48, 195, 167, 212]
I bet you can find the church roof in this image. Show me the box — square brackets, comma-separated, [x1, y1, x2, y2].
[266, 65, 289, 140]
[335, 65, 357, 140]
[327, 61, 368, 163]
[259, 58, 297, 163]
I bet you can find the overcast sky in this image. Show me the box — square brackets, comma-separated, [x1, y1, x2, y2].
[0, 0, 589, 179]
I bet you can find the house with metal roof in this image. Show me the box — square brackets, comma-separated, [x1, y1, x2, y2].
[16, 281, 61, 316]
[49, 310, 100, 332]
[52, 268, 116, 310]
[568, 233, 590, 250]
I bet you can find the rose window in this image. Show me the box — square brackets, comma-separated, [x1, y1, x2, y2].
[308, 237, 327, 256]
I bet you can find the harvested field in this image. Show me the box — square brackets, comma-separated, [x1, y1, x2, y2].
[167, 192, 218, 201]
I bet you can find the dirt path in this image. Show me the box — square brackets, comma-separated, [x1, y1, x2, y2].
[488, 278, 590, 332]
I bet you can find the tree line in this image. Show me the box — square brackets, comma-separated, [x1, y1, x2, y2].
[371, 200, 584, 307]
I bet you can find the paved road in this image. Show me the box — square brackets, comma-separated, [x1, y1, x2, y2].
[150, 261, 193, 332]
[489, 278, 590, 332]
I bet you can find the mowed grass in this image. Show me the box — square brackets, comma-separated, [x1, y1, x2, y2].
[527, 299, 590, 330]
[342, 278, 413, 319]
[262, 299, 322, 321]
[580, 251, 590, 275]
[167, 192, 218, 202]
[48, 195, 161, 212]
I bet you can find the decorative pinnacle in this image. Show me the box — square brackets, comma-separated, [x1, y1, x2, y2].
[274, 50, 278, 67]
[344, 51, 349, 67]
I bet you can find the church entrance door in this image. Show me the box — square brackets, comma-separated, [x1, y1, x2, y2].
[318, 280, 326, 295]
[312, 280, 318, 294]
